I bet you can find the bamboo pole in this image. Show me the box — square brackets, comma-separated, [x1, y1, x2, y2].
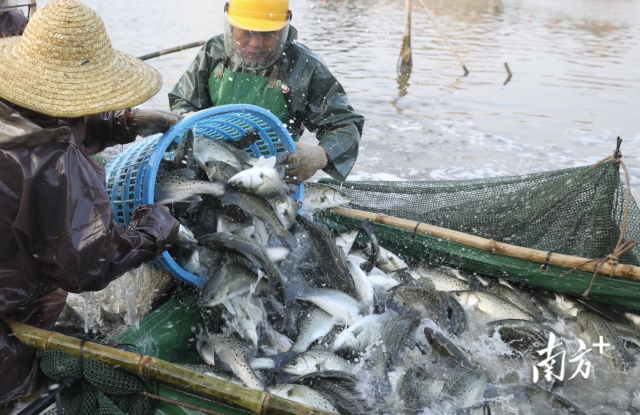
[415, 0, 469, 76]
[138, 41, 206, 61]
[28, 0, 36, 17]
[398, 0, 412, 75]
[332, 206, 640, 281]
[5, 319, 335, 415]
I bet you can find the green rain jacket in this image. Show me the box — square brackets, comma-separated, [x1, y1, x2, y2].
[169, 26, 364, 181]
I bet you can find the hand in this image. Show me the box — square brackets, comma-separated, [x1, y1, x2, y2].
[284, 143, 328, 184]
[129, 108, 182, 136]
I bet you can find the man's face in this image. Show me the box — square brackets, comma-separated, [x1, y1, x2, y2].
[232, 27, 281, 67]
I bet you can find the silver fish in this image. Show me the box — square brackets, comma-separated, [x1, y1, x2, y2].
[198, 334, 266, 391]
[488, 285, 547, 322]
[229, 296, 264, 351]
[56, 303, 85, 326]
[175, 224, 198, 248]
[291, 306, 335, 354]
[237, 192, 298, 249]
[555, 293, 581, 318]
[172, 128, 195, 171]
[228, 156, 290, 198]
[205, 160, 240, 182]
[155, 169, 238, 206]
[424, 326, 475, 369]
[453, 291, 539, 322]
[411, 268, 470, 292]
[577, 311, 632, 371]
[270, 195, 299, 230]
[625, 312, 640, 329]
[346, 256, 375, 311]
[303, 183, 351, 210]
[269, 384, 339, 413]
[199, 261, 261, 307]
[175, 249, 200, 274]
[282, 349, 355, 376]
[193, 135, 242, 170]
[296, 288, 365, 327]
[439, 368, 487, 409]
[333, 309, 398, 354]
[367, 273, 400, 291]
[334, 230, 359, 256]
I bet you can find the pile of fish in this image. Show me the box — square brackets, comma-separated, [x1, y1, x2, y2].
[153, 129, 640, 414]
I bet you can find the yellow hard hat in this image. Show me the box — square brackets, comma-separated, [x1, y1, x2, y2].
[226, 0, 291, 32]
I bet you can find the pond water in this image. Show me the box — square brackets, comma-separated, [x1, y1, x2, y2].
[42, 0, 640, 197]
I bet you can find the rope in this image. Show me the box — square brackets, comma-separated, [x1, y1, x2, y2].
[139, 391, 228, 415]
[559, 144, 639, 297]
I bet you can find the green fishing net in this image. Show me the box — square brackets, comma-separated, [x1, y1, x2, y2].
[321, 159, 640, 265]
[318, 159, 640, 309]
[38, 349, 151, 415]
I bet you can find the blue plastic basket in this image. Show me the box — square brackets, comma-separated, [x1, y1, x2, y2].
[105, 104, 302, 286]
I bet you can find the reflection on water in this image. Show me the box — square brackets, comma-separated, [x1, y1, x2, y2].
[40, 0, 640, 198]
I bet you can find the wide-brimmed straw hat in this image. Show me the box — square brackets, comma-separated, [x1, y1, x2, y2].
[0, 0, 162, 118]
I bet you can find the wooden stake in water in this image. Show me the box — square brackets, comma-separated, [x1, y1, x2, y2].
[416, 0, 469, 76]
[398, 0, 413, 76]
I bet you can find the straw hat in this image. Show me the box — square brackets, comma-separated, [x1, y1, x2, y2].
[0, 0, 162, 118]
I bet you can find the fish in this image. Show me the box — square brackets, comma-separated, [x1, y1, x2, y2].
[397, 363, 432, 415]
[388, 284, 442, 321]
[282, 349, 355, 376]
[303, 183, 351, 210]
[100, 307, 126, 325]
[369, 313, 421, 385]
[229, 296, 263, 351]
[198, 231, 285, 302]
[437, 293, 467, 337]
[290, 306, 335, 354]
[172, 128, 195, 171]
[228, 156, 290, 198]
[367, 273, 400, 291]
[296, 215, 357, 297]
[555, 293, 581, 318]
[175, 224, 198, 248]
[197, 334, 266, 391]
[412, 267, 470, 292]
[333, 309, 398, 354]
[154, 169, 239, 206]
[56, 303, 85, 326]
[204, 160, 240, 182]
[424, 326, 475, 369]
[334, 229, 360, 256]
[269, 384, 339, 413]
[296, 288, 365, 327]
[452, 291, 539, 322]
[270, 195, 299, 229]
[193, 135, 242, 170]
[361, 219, 378, 273]
[368, 244, 408, 273]
[625, 312, 640, 329]
[237, 192, 298, 249]
[438, 368, 487, 410]
[199, 261, 264, 307]
[577, 311, 633, 371]
[346, 256, 375, 311]
[486, 319, 555, 351]
[488, 285, 547, 322]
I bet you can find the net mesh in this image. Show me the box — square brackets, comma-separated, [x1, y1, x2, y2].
[321, 159, 640, 266]
[38, 349, 151, 415]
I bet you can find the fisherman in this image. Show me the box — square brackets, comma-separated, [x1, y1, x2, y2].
[0, 0, 182, 407]
[169, 0, 364, 183]
[0, 1, 27, 38]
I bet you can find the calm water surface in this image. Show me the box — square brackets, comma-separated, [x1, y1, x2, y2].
[42, 0, 640, 198]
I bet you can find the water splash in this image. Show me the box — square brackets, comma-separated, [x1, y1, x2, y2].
[119, 267, 141, 329]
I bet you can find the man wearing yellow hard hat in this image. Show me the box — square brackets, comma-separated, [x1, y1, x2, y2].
[170, 0, 364, 183]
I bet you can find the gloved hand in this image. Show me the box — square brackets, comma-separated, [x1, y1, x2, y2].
[129, 108, 182, 137]
[284, 143, 328, 184]
[128, 204, 180, 256]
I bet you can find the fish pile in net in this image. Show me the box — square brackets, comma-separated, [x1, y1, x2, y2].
[155, 131, 640, 414]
